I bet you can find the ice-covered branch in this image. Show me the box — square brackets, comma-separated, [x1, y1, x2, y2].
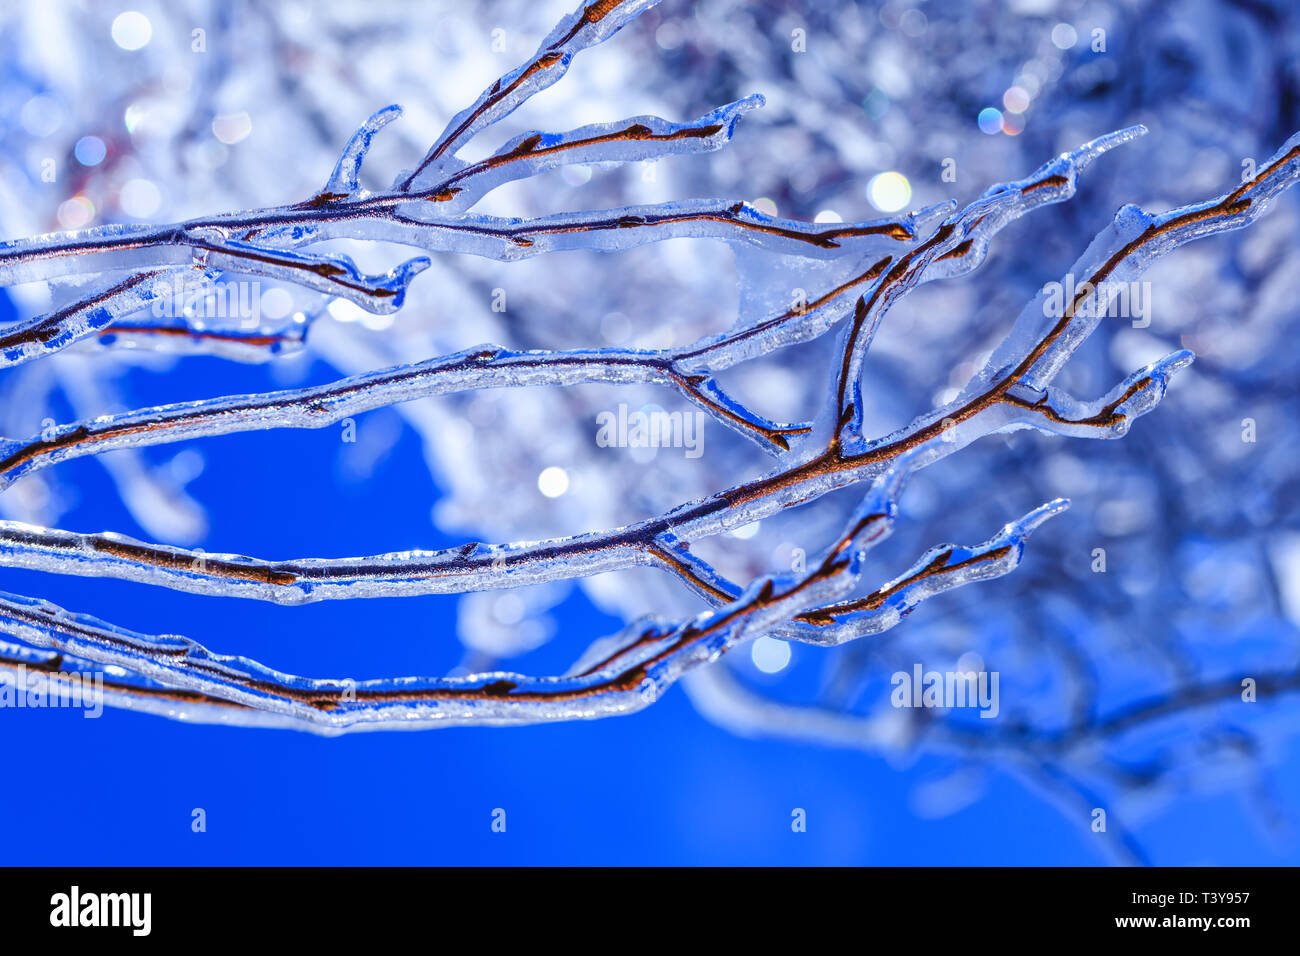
[0, 270, 178, 368]
[396, 0, 664, 187]
[829, 125, 1146, 452]
[645, 499, 1064, 639]
[0, 457, 914, 732]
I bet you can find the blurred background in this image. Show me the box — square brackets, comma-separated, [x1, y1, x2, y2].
[1, 0, 1299, 864]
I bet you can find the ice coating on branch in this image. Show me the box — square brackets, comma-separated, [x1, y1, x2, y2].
[0, 224, 180, 285]
[981, 129, 1300, 394]
[187, 230, 431, 312]
[0, 270, 180, 368]
[661, 497, 1068, 647]
[324, 105, 404, 197]
[780, 499, 1069, 645]
[427, 96, 767, 213]
[823, 125, 1151, 455]
[87, 312, 310, 364]
[396, 0, 664, 188]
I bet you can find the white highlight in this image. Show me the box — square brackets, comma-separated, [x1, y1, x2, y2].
[537, 466, 569, 498]
[111, 11, 152, 50]
[751, 637, 791, 673]
[867, 171, 911, 212]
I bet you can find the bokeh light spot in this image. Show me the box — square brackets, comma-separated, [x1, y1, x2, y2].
[867, 171, 912, 211]
[538, 466, 569, 498]
[977, 107, 1003, 135]
[111, 11, 152, 50]
[74, 136, 107, 166]
[1051, 23, 1077, 49]
[752, 637, 792, 674]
